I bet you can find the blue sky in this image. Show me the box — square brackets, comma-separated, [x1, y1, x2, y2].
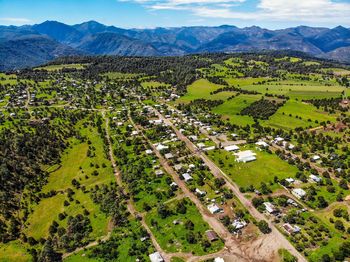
[0, 0, 349, 29]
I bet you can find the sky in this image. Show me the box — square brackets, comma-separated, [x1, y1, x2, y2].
[0, 0, 349, 29]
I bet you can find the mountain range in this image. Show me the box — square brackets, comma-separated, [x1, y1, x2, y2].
[1, 20, 350, 71]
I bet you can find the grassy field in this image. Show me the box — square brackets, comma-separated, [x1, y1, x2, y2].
[145, 198, 224, 255]
[64, 219, 154, 262]
[141, 81, 171, 89]
[212, 94, 261, 125]
[239, 83, 347, 99]
[207, 147, 298, 191]
[176, 79, 227, 103]
[261, 100, 337, 130]
[24, 120, 114, 240]
[0, 241, 32, 262]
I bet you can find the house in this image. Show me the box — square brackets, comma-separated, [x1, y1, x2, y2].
[155, 170, 164, 177]
[234, 150, 257, 163]
[255, 141, 269, 148]
[131, 130, 138, 136]
[309, 174, 321, 183]
[224, 145, 240, 152]
[292, 188, 306, 199]
[182, 173, 193, 182]
[285, 178, 295, 184]
[189, 135, 198, 141]
[311, 155, 321, 162]
[197, 143, 206, 149]
[204, 146, 216, 151]
[231, 133, 238, 138]
[263, 202, 276, 214]
[195, 188, 206, 196]
[170, 182, 178, 188]
[145, 149, 153, 155]
[232, 219, 247, 230]
[207, 203, 221, 214]
[214, 258, 225, 262]
[149, 252, 164, 262]
[156, 144, 169, 151]
[164, 153, 174, 159]
[287, 199, 298, 207]
[282, 141, 295, 150]
[283, 223, 301, 235]
[273, 137, 284, 143]
[174, 164, 183, 171]
[205, 230, 219, 242]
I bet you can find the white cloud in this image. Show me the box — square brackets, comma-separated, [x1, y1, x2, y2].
[119, 0, 350, 25]
[0, 17, 31, 24]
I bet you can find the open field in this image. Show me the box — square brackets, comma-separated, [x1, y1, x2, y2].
[24, 120, 113, 241]
[0, 241, 32, 262]
[145, 198, 224, 255]
[207, 147, 299, 191]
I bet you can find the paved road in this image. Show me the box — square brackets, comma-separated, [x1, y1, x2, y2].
[153, 109, 307, 262]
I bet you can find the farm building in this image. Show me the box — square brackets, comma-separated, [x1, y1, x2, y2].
[234, 150, 257, 163]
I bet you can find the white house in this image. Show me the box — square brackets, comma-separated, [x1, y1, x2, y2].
[145, 149, 153, 155]
[197, 143, 206, 149]
[232, 219, 247, 230]
[310, 174, 321, 183]
[234, 150, 257, 163]
[311, 155, 321, 162]
[292, 188, 306, 199]
[255, 141, 269, 148]
[164, 153, 174, 159]
[214, 258, 225, 262]
[195, 188, 206, 196]
[204, 146, 215, 151]
[182, 173, 193, 182]
[224, 145, 240, 152]
[207, 203, 221, 214]
[263, 202, 276, 213]
[149, 252, 164, 262]
[285, 178, 295, 184]
[156, 144, 169, 151]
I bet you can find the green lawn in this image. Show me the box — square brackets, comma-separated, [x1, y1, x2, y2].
[176, 79, 226, 103]
[212, 94, 261, 126]
[36, 64, 87, 71]
[207, 147, 298, 191]
[261, 100, 337, 130]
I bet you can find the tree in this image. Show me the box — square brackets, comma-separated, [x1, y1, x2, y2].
[257, 220, 271, 234]
[335, 220, 345, 231]
[38, 239, 62, 262]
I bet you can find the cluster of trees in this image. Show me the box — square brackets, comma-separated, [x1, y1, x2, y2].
[90, 183, 129, 227]
[178, 99, 224, 113]
[241, 99, 285, 120]
[304, 97, 347, 113]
